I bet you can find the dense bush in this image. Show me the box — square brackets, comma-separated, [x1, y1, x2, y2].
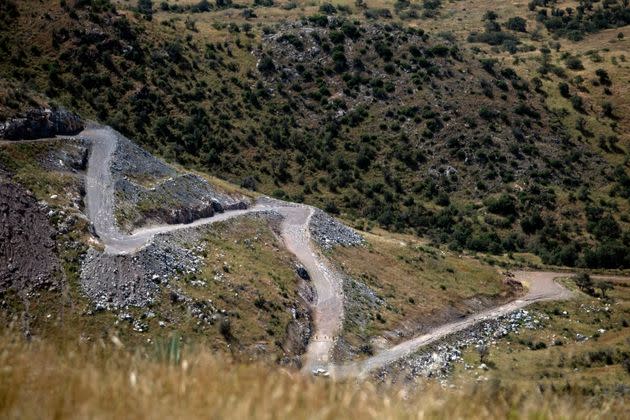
[484, 194, 517, 217]
[506, 17, 527, 32]
[564, 56, 584, 70]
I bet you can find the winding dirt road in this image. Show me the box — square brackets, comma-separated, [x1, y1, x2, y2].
[8, 125, 622, 378]
[79, 126, 343, 372]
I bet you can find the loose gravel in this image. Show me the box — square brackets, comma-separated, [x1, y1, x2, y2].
[309, 209, 364, 250]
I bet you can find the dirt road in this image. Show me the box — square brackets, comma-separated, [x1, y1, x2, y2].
[278, 205, 344, 371]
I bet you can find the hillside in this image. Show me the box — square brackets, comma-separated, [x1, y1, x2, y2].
[1, 0, 629, 268]
[2, 1, 630, 417]
[0, 127, 516, 367]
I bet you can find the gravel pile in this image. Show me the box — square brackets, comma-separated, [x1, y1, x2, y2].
[309, 209, 364, 250]
[377, 309, 544, 382]
[80, 228, 205, 310]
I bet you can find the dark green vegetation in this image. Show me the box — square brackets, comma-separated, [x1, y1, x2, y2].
[1, 0, 629, 268]
[529, 0, 630, 41]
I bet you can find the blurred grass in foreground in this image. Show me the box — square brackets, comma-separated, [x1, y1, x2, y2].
[0, 329, 625, 420]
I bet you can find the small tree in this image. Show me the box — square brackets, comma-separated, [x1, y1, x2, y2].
[571, 95, 584, 112]
[194, 0, 211, 12]
[595, 68, 612, 86]
[506, 17, 527, 32]
[602, 101, 614, 118]
[596, 280, 613, 299]
[565, 56, 584, 70]
[574, 273, 594, 294]
[137, 0, 153, 19]
[319, 2, 337, 15]
[483, 10, 498, 21]
[257, 55, 275, 73]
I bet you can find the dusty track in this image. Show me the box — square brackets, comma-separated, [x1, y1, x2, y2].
[332, 271, 630, 379]
[8, 126, 624, 378]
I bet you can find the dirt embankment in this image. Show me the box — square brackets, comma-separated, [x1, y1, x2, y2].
[0, 176, 60, 293]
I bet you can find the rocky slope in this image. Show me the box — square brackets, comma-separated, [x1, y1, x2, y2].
[111, 133, 249, 231]
[0, 175, 60, 293]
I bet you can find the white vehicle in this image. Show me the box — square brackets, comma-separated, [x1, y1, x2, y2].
[312, 367, 330, 377]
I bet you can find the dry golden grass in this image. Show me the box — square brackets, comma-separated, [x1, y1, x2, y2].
[328, 233, 507, 348]
[0, 329, 625, 419]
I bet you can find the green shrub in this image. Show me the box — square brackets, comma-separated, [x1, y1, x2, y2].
[484, 194, 517, 216]
[319, 2, 337, 15]
[506, 17, 527, 32]
[374, 42, 393, 61]
[565, 56, 584, 70]
[558, 82, 570, 97]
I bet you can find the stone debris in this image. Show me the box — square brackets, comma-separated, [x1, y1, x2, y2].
[376, 309, 544, 382]
[80, 226, 206, 309]
[309, 209, 364, 250]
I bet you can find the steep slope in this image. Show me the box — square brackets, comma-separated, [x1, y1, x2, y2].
[0, 0, 629, 268]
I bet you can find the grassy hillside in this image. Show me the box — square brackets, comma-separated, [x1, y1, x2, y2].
[1, 0, 629, 269]
[0, 133, 518, 369]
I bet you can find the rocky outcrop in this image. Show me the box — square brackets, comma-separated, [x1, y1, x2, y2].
[0, 108, 84, 140]
[110, 133, 176, 181]
[111, 133, 250, 230]
[116, 173, 249, 229]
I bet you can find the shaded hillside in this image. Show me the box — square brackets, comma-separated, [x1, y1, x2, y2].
[1, 0, 629, 267]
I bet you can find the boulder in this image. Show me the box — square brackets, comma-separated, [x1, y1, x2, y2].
[296, 266, 310, 281]
[0, 107, 84, 140]
[503, 276, 524, 292]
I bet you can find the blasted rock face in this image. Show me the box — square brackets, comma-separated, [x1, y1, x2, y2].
[0, 107, 84, 140]
[0, 179, 60, 292]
